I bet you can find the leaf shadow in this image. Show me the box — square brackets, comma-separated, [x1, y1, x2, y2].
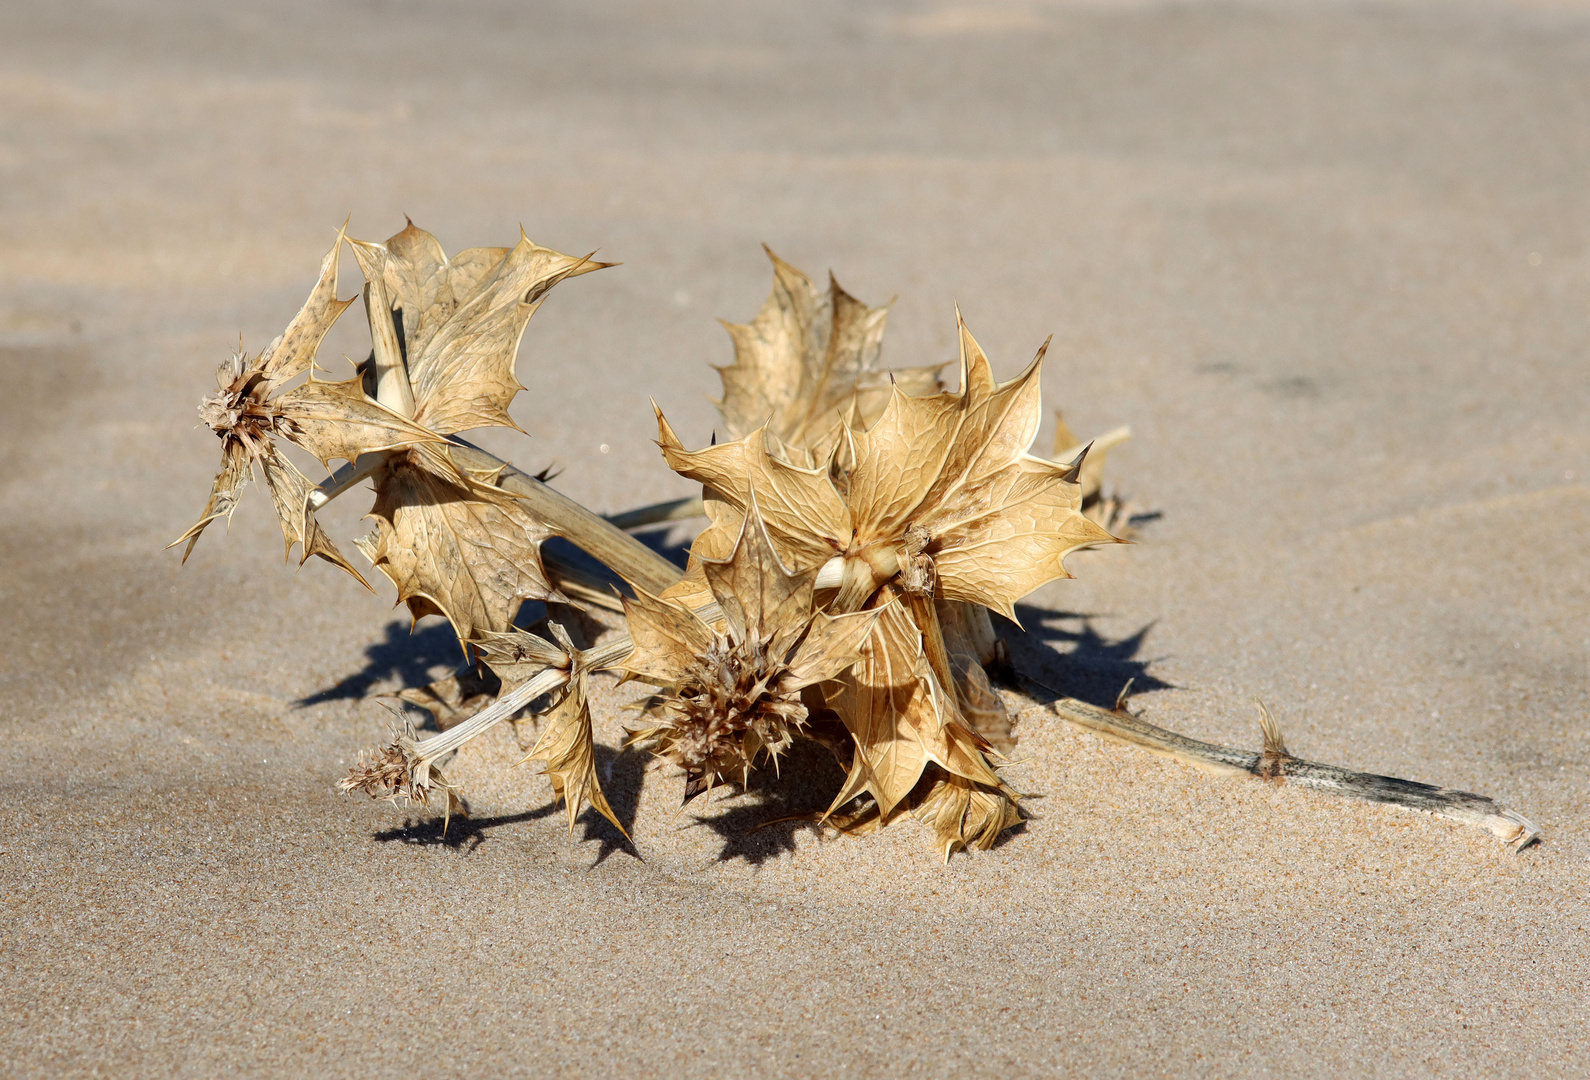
[295, 604, 548, 711]
[371, 805, 558, 853]
[685, 739, 850, 866]
[1004, 605, 1175, 709]
[573, 743, 648, 865]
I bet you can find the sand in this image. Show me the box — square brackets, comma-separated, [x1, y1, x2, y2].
[2, 0, 1587, 1075]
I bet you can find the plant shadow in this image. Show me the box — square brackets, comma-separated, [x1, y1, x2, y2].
[368, 742, 648, 860]
[296, 602, 552, 712]
[685, 739, 850, 866]
[571, 743, 648, 865]
[1004, 604, 1174, 709]
[372, 805, 559, 853]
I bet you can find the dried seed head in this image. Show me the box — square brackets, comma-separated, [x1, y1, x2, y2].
[633, 627, 812, 798]
[339, 734, 466, 822]
[623, 504, 877, 800]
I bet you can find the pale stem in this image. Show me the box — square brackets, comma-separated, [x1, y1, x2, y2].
[603, 495, 706, 531]
[308, 451, 387, 510]
[402, 602, 722, 772]
[364, 278, 415, 417]
[449, 440, 684, 595]
[1048, 695, 1540, 849]
[302, 438, 686, 597]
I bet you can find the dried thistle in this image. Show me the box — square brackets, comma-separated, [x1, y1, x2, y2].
[339, 726, 467, 825]
[622, 500, 878, 800]
[181, 231, 1541, 858]
[171, 231, 445, 580]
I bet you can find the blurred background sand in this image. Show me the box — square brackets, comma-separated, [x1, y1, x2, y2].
[2, 1, 1586, 1075]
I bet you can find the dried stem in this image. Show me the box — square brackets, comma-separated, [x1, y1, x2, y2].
[307, 439, 685, 596]
[1047, 692, 1540, 849]
[446, 440, 682, 595]
[604, 494, 705, 531]
[363, 277, 415, 417]
[307, 451, 385, 511]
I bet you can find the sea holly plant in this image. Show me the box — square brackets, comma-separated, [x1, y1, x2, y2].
[177, 223, 1541, 857]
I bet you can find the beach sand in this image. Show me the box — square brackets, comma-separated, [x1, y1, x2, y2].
[2, 1, 1587, 1075]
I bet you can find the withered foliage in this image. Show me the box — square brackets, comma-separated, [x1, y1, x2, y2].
[180, 227, 1540, 860]
[623, 501, 878, 800]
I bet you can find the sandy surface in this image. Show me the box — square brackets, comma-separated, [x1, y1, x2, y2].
[3, 0, 1588, 1075]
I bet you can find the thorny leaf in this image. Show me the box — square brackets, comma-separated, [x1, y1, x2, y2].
[938, 598, 1014, 752]
[257, 441, 370, 585]
[623, 506, 877, 797]
[910, 768, 1023, 860]
[715, 248, 943, 463]
[350, 222, 611, 437]
[525, 662, 626, 837]
[662, 315, 1122, 621]
[354, 454, 563, 646]
[271, 375, 447, 471]
[822, 596, 1003, 818]
[340, 222, 612, 645]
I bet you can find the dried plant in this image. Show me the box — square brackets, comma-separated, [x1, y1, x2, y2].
[623, 499, 879, 800]
[177, 225, 1540, 859]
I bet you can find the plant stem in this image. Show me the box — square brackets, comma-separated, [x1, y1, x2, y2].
[447, 440, 683, 595]
[603, 495, 705, 531]
[307, 439, 686, 595]
[1046, 694, 1540, 849]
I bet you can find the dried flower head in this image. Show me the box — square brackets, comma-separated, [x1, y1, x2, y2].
[172, 231, 444, 581]
[339, 727, 467, 824]
[660, 317, 1121, 621]
[623, 501, 878, 799]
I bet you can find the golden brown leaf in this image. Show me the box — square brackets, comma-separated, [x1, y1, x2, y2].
[938, 599, 1014, 752]
[355, 454, 561, 643]
[387, 664, 506, 730]
[909, 770, 1022, 860]
[823, 598, 1000, 817]
[351, 225, 611, 437]
[525, 668, 625, 837]
[715, 248, 942, 459]
[257, 442, 370, 585]
[656, 407, 848, 573]
[257, 231, 357, 395]
[173, 438, 251, 562]
[272, 375, 448, 470]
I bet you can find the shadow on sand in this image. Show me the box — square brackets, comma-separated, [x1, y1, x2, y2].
[1002, 604, 1173, 709]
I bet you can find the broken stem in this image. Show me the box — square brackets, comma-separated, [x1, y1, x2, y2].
[1046, 692, 1540, 849]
